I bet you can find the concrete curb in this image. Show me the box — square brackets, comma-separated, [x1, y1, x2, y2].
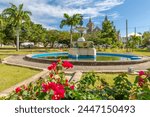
[2, 61, 46, 71]
[0, 70, 49, 97]
[70, 71, 83, 82]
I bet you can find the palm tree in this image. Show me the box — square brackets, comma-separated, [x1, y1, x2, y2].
[60, 13, 83, 46]
[2, 3, 32, 51]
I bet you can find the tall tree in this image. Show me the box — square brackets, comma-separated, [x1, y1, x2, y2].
[101, 16, 118, 48]
[42, 30, 59, 48]
[27, 23, 46, 45]
[143, 31, 150, 47]
[2, 3, 31, 51]
[128, 35, 142, 51]
[58, 31, 70, 46]
[3, 23, 16, 45]
[60, 13, 83, 46]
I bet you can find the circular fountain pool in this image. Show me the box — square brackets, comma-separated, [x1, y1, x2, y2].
[24, 52, 150, 66]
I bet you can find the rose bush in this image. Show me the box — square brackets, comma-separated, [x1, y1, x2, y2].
[98, 71, 150, 100]
[4, 60, 100, 100]
[3, 59, 150, 100]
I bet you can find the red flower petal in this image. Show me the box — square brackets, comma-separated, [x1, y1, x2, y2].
[47, 62, 57, 70]
[15, 87, 21, 93]
[62, 61, 73, 69]
[138, 71, 145, 76]
[70, 85, 75, 90]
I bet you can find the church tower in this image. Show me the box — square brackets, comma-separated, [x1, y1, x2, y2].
[86, 18, 94, 33]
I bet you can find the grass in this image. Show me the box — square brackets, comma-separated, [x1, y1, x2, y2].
[96, 56, 120, 61]
[0, 47, 149, 56]
[98, 48, 150, 56]
[131, 49, 150, 56]
[0, 55, 9, 60]
[96, 73, 136, 85]
[0, 48, 66, 60]
[45, 55, 120, 61]
[0, 48, 64, 55]
[0, 64, 40, 92]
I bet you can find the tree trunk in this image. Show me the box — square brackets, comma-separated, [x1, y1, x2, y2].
[70, 26, 73, 47]
[43, 42, 48, 48]
[16, 28, 20, 51]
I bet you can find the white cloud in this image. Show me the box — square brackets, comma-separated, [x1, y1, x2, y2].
[0, 0, 125, 29]
[108, 13, 120, 19]
[42, 24, 57, 30]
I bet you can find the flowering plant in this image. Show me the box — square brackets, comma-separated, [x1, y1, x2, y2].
[98, 71, 150, 100]
[5, 59, 100, 100]
[129, 70, 150, 100]
[5, 59, 75, 100]
[3, 59, 150, 100]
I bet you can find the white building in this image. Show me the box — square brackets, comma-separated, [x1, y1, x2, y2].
[122, 32, 142, 44]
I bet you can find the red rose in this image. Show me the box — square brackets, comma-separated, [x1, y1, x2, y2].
[54, 89, 65, 98]
[49, 74, 54, 78]
[42, 81, 65, 100]
[65, 79, 69, 86]
[15, 87, 21, 93]
[52, 94, 61, 100]
[138, 71, 145, 76]
[70, 85, 75, 90]
[138, 78, 144, 82]
[62, 61, 73, 69]
[48, 82, 56, 90]
[42, 83, 49, 92]
[47, 62, 57, 70]
[51, 83, 65, 100]
[138, 78, 145, 87]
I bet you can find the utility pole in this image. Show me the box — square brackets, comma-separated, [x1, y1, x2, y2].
[126, 19, 128, 51]
[134, 27, 136, 36]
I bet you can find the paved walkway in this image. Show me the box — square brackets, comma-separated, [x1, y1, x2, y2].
[4, 55, 150, 72]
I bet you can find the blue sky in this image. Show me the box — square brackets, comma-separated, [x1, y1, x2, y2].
[0, 0, 150, 36]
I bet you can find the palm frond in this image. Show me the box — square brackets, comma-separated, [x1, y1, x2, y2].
[19, 4, 23, 13]
[9, 3, 17, 10]
[60, 20, 67, 28]
[24, 11, 32, 16]
[64, 13, 70, 19]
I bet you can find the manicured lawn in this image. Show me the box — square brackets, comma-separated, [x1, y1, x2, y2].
[132, 49, 150, 56]
[0, 64, 40, 92]
[0, 55, 9, 60]
[0, 48, 149, 57]
[0, 48, 64, 55]
[98, 48, 150, 56]
[96, 56, 120, 61]
[0, 48, 67, 60]
[45, 55, 120, 61]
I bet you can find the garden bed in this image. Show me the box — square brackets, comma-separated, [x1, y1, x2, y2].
[0, 64, 40, 92]
[2, 60, 150, 100]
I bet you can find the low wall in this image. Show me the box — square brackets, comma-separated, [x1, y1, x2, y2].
[24, 54, 150, 66]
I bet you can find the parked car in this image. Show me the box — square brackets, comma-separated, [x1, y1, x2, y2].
[21, 42, 34, 48]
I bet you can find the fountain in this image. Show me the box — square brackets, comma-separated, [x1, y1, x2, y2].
[25, 22, 146, 66]
[68, 26, 96, 60]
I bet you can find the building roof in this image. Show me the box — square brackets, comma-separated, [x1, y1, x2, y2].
[128, 32, 142, 37]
